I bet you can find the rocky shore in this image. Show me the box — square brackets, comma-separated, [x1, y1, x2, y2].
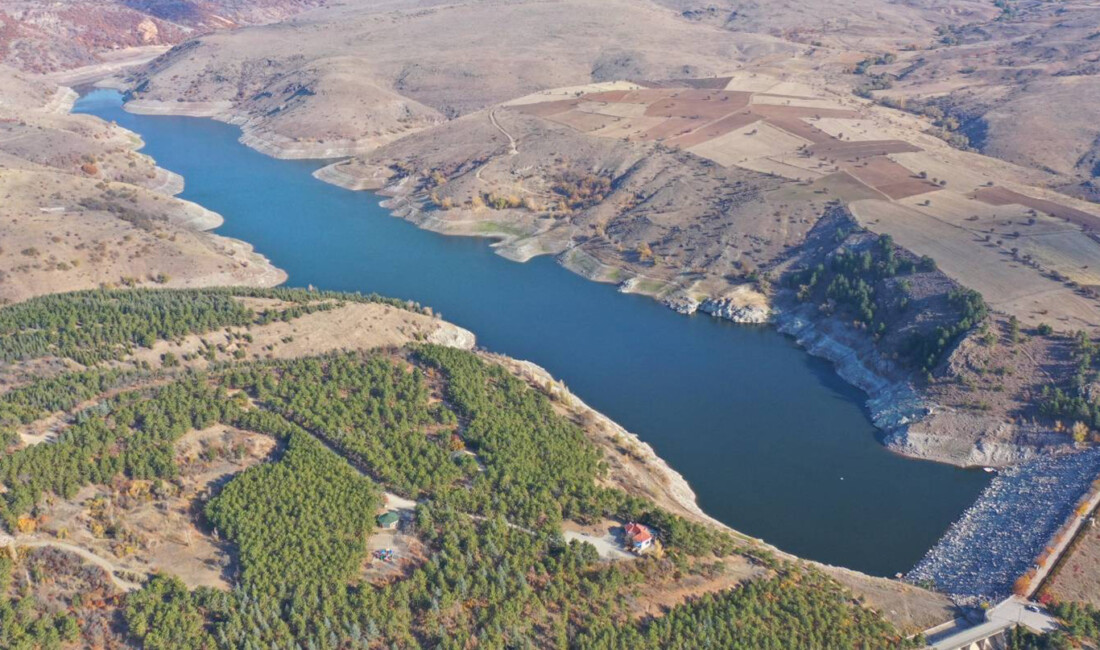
[302, 153, 1044, 471]
[774, 303, 928, 435]
[664, 292, 771, 324]
[907, 448, 1100, 603]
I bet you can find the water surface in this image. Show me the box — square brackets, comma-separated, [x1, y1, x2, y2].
[77, 89, 988, 576]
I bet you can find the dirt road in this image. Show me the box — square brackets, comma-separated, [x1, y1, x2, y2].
[1, 535, 144, 591]
[489, 109, 518, 155]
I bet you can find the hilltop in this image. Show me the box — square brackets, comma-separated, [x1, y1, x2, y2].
[0, 287, 949, 647]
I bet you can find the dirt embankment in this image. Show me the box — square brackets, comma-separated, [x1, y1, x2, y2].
[487, 352, 957, 633]
[769, 205, 1091, 468]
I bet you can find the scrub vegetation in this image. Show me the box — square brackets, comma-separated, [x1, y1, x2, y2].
[1038, 331, 1100, 431]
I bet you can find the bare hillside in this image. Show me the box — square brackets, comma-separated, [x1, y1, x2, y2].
[121, 0, 796, 157]
[850, 0, 1100, 198]
[0, 65, 284, 304]
[654, 0, 996, 47]
[0, 0, 323, 73]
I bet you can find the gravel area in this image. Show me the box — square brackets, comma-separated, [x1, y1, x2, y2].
[907, 447, 1100, 602]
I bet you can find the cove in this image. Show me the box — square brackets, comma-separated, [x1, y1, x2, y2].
[76, 89, 988, 576]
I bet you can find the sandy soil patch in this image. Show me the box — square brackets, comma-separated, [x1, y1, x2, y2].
[892, 151, 1002, 194]
[688, 120, 807, 167]
[509, 98, 581, 118]
[813, 116, 911, 143]
[562, 520, 637, 561]
[752, 94, 852, 111]
[546, 109, 618, 133]
[738, 156, 825, 180]
[505, 82, 642, 107]
[627, 556, 766, 620]
[363, 517, 427, 585]
[1015, 232, 1100, 287]
[30, 425, 274, 590]
[723, 72, 790, 93]
[588, 116, 667, 140]
[826, 567, 958, 634]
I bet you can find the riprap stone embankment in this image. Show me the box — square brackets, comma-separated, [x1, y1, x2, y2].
[907, 448, 1100, 603]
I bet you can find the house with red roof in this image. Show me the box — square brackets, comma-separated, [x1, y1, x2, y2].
[623, 522, 653, 553]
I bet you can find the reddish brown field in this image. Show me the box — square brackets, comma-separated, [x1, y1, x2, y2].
[974, 186, 1100, 231]
[643, 90, 752, 119]
[664, 111, 758, 147]
[638, 116, 706, 140]
[808, 139, 921, 159]
[583, 89, 631, 102]
[514, 82, 939, 205]
[639, 77, 732, 90]
[763, 115, 830, 142]
[617, 88, 678, 104]
[847, 158, 938, 198]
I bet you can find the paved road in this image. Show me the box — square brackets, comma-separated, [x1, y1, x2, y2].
[989, 597, 1058, 634]
[927, 597, 1057, 649]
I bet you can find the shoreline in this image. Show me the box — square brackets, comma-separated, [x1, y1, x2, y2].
[110, 93, 1066, 601]
[64, 88, 290, 297]
[491, 351, 960, 634]
[362, 171, 1001, 469]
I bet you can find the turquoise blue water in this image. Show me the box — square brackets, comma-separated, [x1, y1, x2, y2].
[77, 89, 988, 576]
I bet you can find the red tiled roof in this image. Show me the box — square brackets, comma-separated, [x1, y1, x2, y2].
[625, 523, 651, 542]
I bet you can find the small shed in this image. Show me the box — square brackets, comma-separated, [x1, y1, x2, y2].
[377, 511, 400, 530]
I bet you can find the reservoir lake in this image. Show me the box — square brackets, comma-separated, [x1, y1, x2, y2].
[77, 89, 989, 576]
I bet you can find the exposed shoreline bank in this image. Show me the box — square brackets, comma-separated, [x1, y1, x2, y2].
[112, 95, 1027, 473]
[111, 94, 1056, 594]
[492, 351, 958, 631]
[70, 90, 289, 296]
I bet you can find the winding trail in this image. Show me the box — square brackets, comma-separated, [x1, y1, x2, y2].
[489, 109, 518, 155]
[0, 534, 144, 592]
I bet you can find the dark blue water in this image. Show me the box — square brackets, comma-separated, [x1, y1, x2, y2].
[77, 89, 988, 576]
